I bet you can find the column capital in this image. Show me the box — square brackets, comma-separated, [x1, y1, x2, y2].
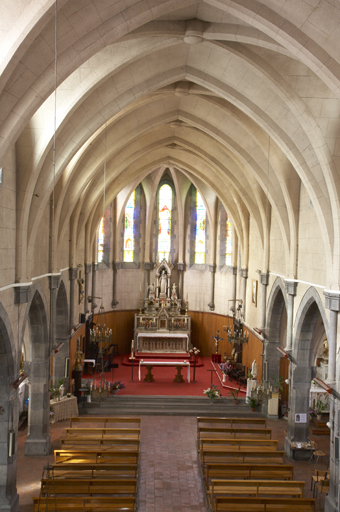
[92, 262, 98, 272]
[112, 261, 120, 270]
[14, 284, 31, 304]
[285, 280, 297, 296]
[49, 274, 60, 289]
[260, 272, 269, 286]
[143, 261, 153, 271]
[323, 290, 340, 311]
[84, 263, 92, 274]
[177, 262, 185, 271]
[69, 267, 78, 280]
[239, 268, 248, 279]
[209, 264, 216, 273]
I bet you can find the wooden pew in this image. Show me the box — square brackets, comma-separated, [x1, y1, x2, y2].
[214, 496, 315, 512]
[201, 448, 285, 467]
[197, 417, 267, 446]
[198, 426, 272, 447]
[60, 437, 140, 450]
[40, 478, 137, 497]
[69, 416, 141, 428]
[65, 427, 140, 440]
[54, 448, 139, 465]
[208, 479, 305, 510]
[203, 463, 294, 488]
[32, 496, 136, 512]
[199, 438, 278, 454]
[46, 463, 139, 480]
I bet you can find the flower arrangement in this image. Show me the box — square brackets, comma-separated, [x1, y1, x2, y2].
[219, 362, 231, 375]
[203, 384, 220, 401]
[109, 380, 126, 394]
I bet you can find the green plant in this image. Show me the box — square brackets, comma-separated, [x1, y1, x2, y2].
[272, 374, 283, 391]
[247, 370, 252, 379]
[230, 386, 240, 399]
[314, 398, 329, 415]
[246, 396, 259, 409]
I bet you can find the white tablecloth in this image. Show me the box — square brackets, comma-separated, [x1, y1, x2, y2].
[138, 360, 190, 382]
[50, 396, 78, 423]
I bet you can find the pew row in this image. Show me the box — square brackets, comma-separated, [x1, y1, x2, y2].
[198, 427, 272, 448]
[40, 478, 137, 497]
[65, 427, 140, 440]
[60, 437, 140, 449]
[203, 463, 294, 488]
[208, 479, 305, 511]
[199, 438, 278, 454]
[69, 417, 141, 428]
[213, 496, 315, 512]
[32, 496, 136, 512]
[54, 449, 139, 465]
[46, 463, 139, 480]
[201, 448, 285, 467]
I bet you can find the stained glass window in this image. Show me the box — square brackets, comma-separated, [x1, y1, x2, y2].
[195, 190, 206, 264]
[123, 190, 135, 262]
[225, 215, 232, 265]
[158, 184, 172, 261]
[97, 216, 104, 263]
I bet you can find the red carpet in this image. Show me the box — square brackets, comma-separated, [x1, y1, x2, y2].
[83, 355, 246, 398]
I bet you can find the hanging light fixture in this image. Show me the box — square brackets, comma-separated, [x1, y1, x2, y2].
[223, 300, 249, 343]
[90, 302, 112, 346]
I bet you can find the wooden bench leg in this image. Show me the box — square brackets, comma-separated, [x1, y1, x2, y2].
[174, 366, 185, 383]
[144, 365, 155, 382]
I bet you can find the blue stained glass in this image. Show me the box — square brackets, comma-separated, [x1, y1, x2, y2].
[158, 184, 172, 261]
[195, 191, 206, 264]
[123, 191, 135, 262]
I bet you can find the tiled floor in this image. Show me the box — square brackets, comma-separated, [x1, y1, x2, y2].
[16, 416, 330, 511]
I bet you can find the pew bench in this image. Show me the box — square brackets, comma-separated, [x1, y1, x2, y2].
[46, 463, 139, 480]
[203, 463, 294, 488]
[199, 438, 278, 454]
[197, 427, 272, 448]
[214, 496, 315, 512]
[197, 417, 267, 430]
[54, 449, 139, 465]
[40, 478, 137, 497]
[69, 416, 141, 428]
[32, 496, 136, 512]
[208, 479, 305, 510]
[65, 427, 140, 440]
[201, 448, 285, 467]
[60, 437, 140, 449]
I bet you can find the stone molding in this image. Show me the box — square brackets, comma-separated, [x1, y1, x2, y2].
[285, 280, 297, 296]
[324, 290, 340, 312]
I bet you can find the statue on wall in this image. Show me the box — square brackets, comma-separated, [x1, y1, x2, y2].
[160, 270, 167, 295]
[323, 338, 329, 359]
[251, 359, 257, 379]
[148, 283, 155, 300]
[171, 283, 177, 300]
[212, 330, 223, 354]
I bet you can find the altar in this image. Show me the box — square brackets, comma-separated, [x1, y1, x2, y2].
[134, 260, 191, 354]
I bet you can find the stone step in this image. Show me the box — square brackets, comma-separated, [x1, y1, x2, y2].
[82, 395, 264, 417]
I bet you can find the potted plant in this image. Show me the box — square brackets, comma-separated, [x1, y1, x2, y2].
[203, 384, 220, 403]
[246, 396, 259, 411]
[247, 370, 253, 380]
[272, 374, 283, 392]
[230, 386, 240, 404]
[314, 398, 329, 420]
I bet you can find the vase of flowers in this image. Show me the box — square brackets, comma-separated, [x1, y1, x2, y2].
[109, 380, 126, 395]
[219, 362, 231, 383]
[203, 384, 220, 403]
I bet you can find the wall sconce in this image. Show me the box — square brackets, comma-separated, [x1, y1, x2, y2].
[326, 421, 332, 429]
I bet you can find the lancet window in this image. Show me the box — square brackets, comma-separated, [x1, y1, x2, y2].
[158, 184, 172, 261]
[225, 215, 232, 265]
[123, 190, 136, 262]
[97, 216, 105, 263]
[195, 191, 206, 264]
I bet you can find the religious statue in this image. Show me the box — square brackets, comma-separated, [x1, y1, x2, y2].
[323, 338, 329, 359]
[212, 330, 223, 354]
[160, 270, 167, 295]
[171, 283, 177, 300]
[74, 347, 84, 371]
[148, 282, 155, 300]
[251, 359, 257, 379]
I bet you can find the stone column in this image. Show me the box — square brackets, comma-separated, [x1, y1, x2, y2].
[208, 264, 216, 311]
[111, 262, 119, 308]
[259, 272, 269, 330]
[144, 262, 152, 303]
[323, 292, 339, 512]
[69, 267, 77, 330]
[84, 263, 91, 315]
[178, 263, 184, 302]
[49, 275, 59, 350]
[91, 263, 97, 313]
[24, 360, 50, 456]
[285, 280, 297, 351]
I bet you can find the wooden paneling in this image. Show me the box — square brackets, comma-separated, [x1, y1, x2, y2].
[92, 310, 137, 355]
[190, 311, 263, 379]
